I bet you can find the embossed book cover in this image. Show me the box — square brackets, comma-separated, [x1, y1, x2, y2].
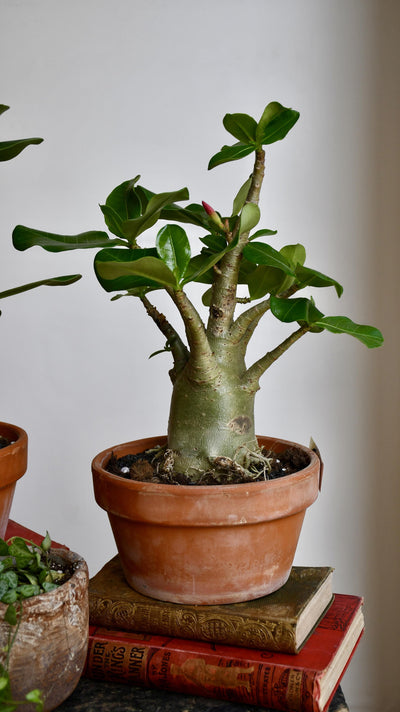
[89, 557, 333, 653]
[85, 593, 362, 712]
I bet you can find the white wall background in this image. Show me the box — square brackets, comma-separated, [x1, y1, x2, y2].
[1, 1, 399, 709]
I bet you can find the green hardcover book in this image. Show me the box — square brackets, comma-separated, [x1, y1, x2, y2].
[89, 557, 334, 654]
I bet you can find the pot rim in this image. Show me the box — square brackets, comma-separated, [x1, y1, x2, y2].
[0, 548, 88, 615]
[0, 421, 28, 488]
[92, 434, 320, 495]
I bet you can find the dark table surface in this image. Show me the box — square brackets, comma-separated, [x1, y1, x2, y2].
[55, 678, 348, 711]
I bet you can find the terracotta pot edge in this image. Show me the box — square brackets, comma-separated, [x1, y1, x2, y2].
[92, 434, 319, 494]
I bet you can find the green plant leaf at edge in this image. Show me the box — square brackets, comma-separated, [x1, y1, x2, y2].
[0, 275, 81, 301]
[13, 225, 120, 252]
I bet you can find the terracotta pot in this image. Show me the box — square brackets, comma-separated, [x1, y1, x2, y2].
[92, 435, 320, 605]
[0, 548, 89, 712]
[0, 422, 28, 538]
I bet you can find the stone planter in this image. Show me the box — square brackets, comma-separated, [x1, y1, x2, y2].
[0, 548, 89, 712]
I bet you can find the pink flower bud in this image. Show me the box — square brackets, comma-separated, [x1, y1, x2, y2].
[202, 201, 225, 230]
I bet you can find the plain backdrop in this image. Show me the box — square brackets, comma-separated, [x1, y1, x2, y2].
[0, 1, 399, 710]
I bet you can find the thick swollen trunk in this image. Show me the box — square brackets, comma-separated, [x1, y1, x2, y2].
[167, 352, 258, 479]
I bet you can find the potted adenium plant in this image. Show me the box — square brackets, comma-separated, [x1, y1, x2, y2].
[0, 104, 81, 537]
[12, 101, 383, 604]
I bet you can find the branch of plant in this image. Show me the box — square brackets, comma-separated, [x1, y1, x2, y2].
[168, 288, 220, 385]
[244, 324, 310, 391]
[140, 295, 189, 382]
[206, 149, 266, 340]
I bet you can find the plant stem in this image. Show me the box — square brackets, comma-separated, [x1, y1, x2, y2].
[168, 288, 220, 385]
[140, 295, 189, 382]
[206, 149, 266, 339]
[244, 325, 310, 391]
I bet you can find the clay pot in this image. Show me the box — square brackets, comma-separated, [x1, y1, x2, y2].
[92, 435, 320, 605]
[0, 549, 89, 711]
[0, 422, 28, 538]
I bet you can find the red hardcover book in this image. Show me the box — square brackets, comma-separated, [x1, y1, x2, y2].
[4, 519, 67, 549]
[84, 593, 363, 712]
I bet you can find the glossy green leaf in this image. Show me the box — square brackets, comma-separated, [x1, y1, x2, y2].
[256, 102, 300, 146]
[270, 296, 324, 324]
[248, 265, 287, 300]
[0, 274, 81, 301]
[182, 250, 227, 285]
[122, 187, 189, 243]
[249, 228, 277, 241]
[13, 225, 119, 252]
[100, 178, 142, 238]
[95, 249, 178, 291]
[200, 234, 227, 253]
[280, 244, 306, 268]
[156, 225, 191, 281]
[223, 113, 257, 144]
[295, 265, 343, 297]
[243, 242, 294, 275]
[232, 176, 252, 216]
[0, 136, 43, 162]
[208, 142, 255, 170]
[315, 316, 384, 348]
[239, 203, 260, 235]
[106, 178, 142, 220]
[161, 201, 210, 229]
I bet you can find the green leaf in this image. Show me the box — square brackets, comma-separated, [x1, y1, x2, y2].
[280, 243, 306, 268]
[0, 571, 18, 589]
[41, 581, 58, 593]
[1, 589, 18, 605]
[0, 539, 9, 556]
[0, 137, 43, 162]
[232, 176, 252, 216]
[0, 104, 9, 116]
[248, 265, 287, 300]
[156, 225, 191, 281]
[4, 603, 17, 625]
[270, 296, 324, 324]
[243, 242, 294, 275]
[239, 203, 260, 235]
[315, 316, 384, 348]
[256, 102, 300, 146]
[0, 275, 82, 301]
[100, 178, 143, 238]
[40, 531, 51, 552]
[13, 225, 119, 253]
[160, 201, 211, 229]
[200, 234, 227, 253]
[295, 265, 343, 297]
[182, 249, 227, 286]
[25, 689, 43, 704]
[208, 142, 255, 170]
[95, 251, 178, 291]
[122, 187, 189, 243]
[17, 584, 40, 598]
[223, 113, 257, 144]
[106, 178, 142, 221]
[249, 228, 277, 241]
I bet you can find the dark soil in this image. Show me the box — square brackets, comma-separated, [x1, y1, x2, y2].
[106, 444, 310, 486]
[0, 436, 11, 450]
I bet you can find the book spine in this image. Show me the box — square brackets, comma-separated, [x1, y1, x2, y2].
[89, 596, 298, 654]
[84, 631, 321, 712]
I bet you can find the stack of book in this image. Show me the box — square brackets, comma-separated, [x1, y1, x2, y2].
[85, 556, 364, 712]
